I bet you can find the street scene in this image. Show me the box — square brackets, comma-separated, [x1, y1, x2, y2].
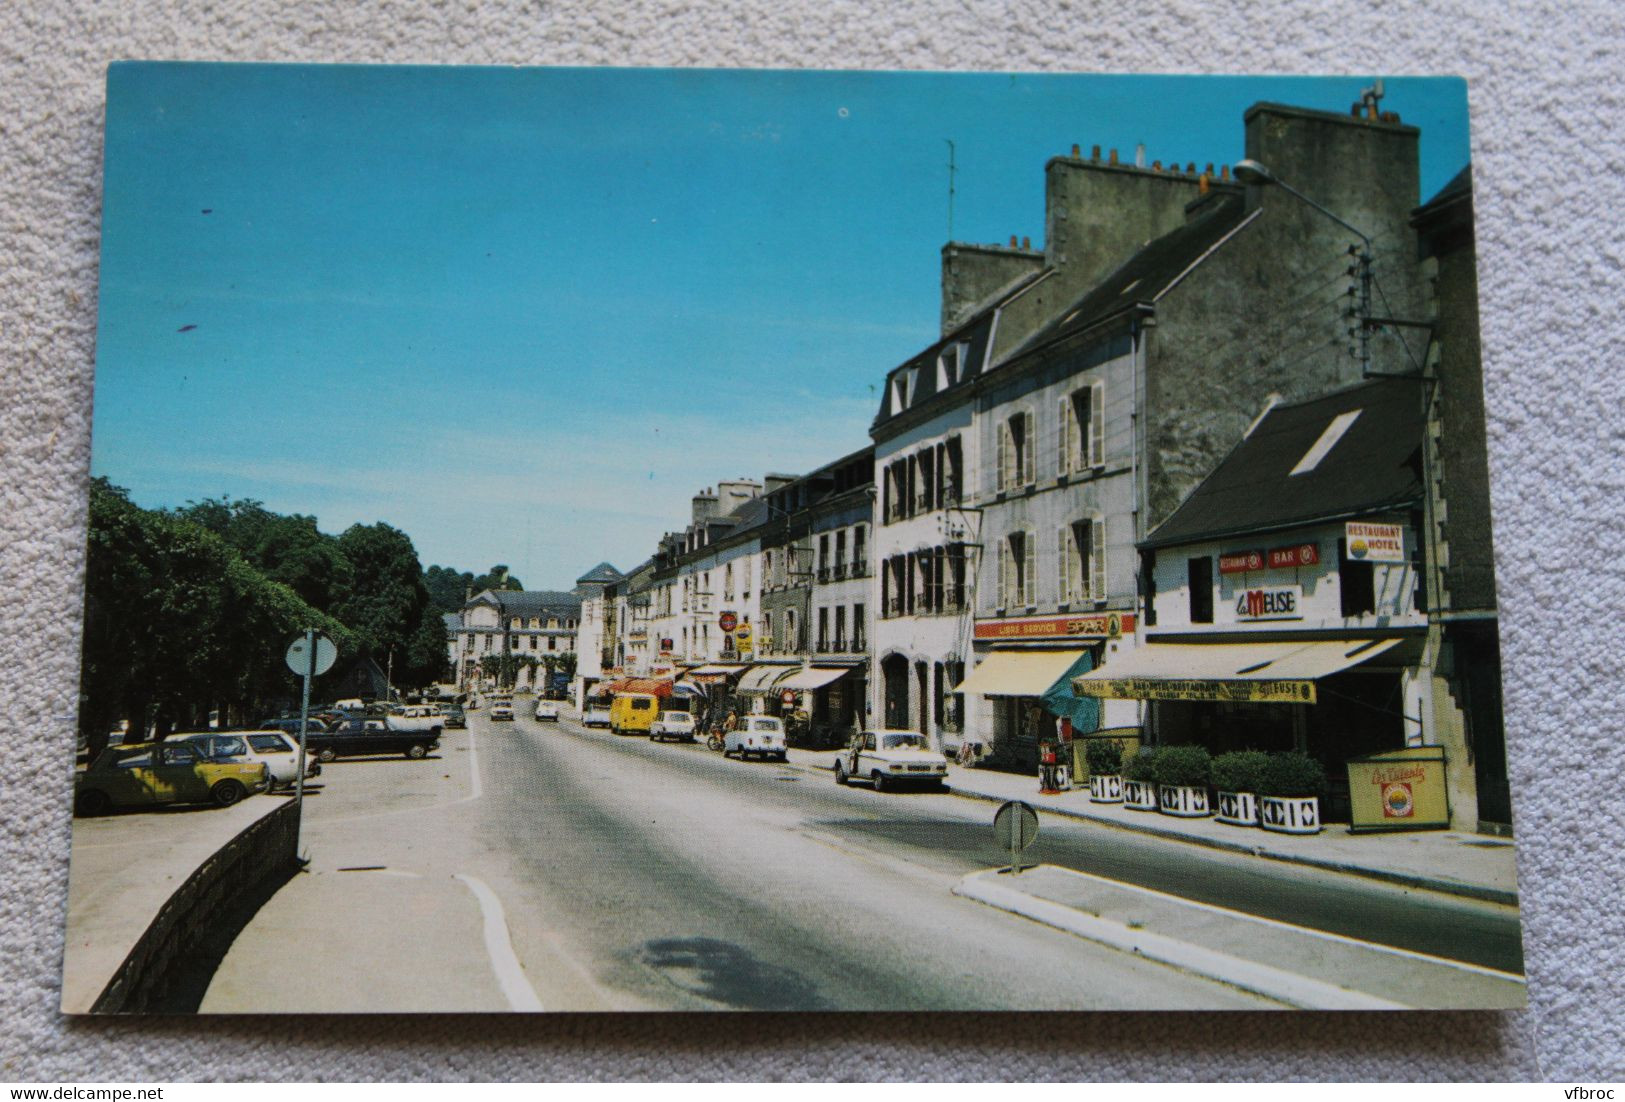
[64, 64, 1523, 1013]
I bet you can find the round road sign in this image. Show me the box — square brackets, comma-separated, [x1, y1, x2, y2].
[285, 633, 337, 677]
[780, 689, 796, 707]
[718, 611, 738, 632]
[993, 800, 1040, 852]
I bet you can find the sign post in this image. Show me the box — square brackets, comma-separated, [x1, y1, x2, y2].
[992, 800, 1040, 875]
[285, 630, 337, 857]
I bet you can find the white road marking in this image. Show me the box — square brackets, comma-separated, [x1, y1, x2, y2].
[454, 873, 544, 1011]
[467, 717, 482, 800]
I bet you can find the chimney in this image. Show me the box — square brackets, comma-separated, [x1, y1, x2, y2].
[691, 487, 719, 527]
[762, 473, 797, 495]
[1091, 144, 1101, 162]
[1135, 143, 1145, 167]
[1071, 143, 1080, 157]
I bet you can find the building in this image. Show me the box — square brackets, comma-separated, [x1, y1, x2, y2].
[1073, 376, 1506, 830]
[449, 588, 582, 692]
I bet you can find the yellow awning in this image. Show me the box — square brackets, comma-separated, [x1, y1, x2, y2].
[954, 649, 1089, 697]
[1072, 638, 1401, 704]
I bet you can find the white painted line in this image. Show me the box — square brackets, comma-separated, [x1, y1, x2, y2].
[955, 871, 1403, 1010]
[1033, 863, 1526, 983]
[454, 873, 544, 1012]
[467, 717, 482, 800]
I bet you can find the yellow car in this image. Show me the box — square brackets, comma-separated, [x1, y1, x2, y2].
[75, 742, 269, 816]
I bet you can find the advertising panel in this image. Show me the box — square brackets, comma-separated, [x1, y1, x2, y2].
[1346, 521, 1405, 563]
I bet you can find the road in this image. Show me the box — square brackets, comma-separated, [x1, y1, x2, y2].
[199, 705, 1520, 1011]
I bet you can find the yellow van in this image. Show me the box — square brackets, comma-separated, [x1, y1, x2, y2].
[609, 693, 660, 735]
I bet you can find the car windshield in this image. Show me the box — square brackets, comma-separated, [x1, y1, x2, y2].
[750, 719, 782, 732]
[247, 734, 291, 753]
[881, 734, 926, 750]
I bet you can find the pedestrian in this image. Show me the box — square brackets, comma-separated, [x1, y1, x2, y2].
[723, 709, 739, 733]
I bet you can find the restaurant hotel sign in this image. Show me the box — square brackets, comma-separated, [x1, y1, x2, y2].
[974, 612, 1134, 641]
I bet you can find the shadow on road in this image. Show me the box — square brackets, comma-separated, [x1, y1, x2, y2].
[637, 937, 830, 1010]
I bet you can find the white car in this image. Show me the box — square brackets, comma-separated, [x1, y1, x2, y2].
[174, 730, 320, 792]
[534, 699, 559, 722]
[724, 716, 787, 762]
[583, 705, 612, 728]
[490, 701, 514, 721]
[649, 710, 697, 742]
[834, 729, 949, 792]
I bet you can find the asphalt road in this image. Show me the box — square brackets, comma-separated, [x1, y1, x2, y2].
[201, 704, 1519, 1012]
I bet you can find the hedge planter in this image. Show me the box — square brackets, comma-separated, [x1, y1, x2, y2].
[1123, 778, 1158, 811]
[1089, 773, 1123, 803]
[1215, 790, 1260, 826]
[1260, 795, 1321, 835]
[1157, 784, 1210, 818]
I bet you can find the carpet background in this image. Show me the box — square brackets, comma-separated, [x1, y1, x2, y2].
[2, 0, 1621, 1083]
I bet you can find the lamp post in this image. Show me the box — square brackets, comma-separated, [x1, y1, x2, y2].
[1233, 158, 1374, 378]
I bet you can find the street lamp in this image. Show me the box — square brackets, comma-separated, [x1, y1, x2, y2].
[1232, 158, 1374, 377]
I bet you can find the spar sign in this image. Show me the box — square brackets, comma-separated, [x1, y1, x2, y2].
[1346, 521, 1404, 563]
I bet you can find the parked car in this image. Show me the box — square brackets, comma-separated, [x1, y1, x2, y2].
[173, 730, 320, 791]
[306, 718, 439, 762]
[75, 743, 268, 816]
[833, 729, 948, 791]
[490, 701, 515, 721]
[386, 705, 445, 736]
[443, 704, 467, 729]
[260, 715, 331, 738]
[534, 699, 559, 722]
[583, 704, 612, 728]
[725, 716, 788, 762]
[649, 710, 697, 742]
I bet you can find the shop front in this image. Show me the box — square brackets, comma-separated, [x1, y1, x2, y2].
[1072, 636, 1420, 822]
[773, 664, 867, 749]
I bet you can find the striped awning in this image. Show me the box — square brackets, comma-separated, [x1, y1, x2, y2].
[737, 665, 799, 694]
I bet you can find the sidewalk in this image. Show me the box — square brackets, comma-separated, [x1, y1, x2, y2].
[783, 748, 1520, 906]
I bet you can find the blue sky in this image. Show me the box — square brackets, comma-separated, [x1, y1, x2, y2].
[92, 65, 1470, 589]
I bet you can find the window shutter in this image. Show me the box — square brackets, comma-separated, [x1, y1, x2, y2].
[1023, 531, 1037, 606]
[1090, 382, 1105, 467]
[1057, 527, 1071, 603]
[997, 539, 1009, 607]
[997, 422, 1011, 492]
[1022, 411, 1036, 485]
[1058, 397, 1071, 476]
[1090, 516, 1107, 600]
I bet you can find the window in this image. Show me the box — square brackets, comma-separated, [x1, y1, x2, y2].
[920, 549, 938, 612]
[530, 636, 539, 650]
[818, 535, 830, 581]
[786, 609, 799, 651]
[933, 662, 946, 727]
[1188, 556, 1214, 624]
[916, 447, 935, 512]
[724, 564, 734, 600]
[998, 411, 1036, 491]
[548, 636, 557, 651]
[944, 436, 963, 504]
[904, 552, 917, 614]
[1059, 384, 1106, 475]
[818, 607, 829, 652]
[835, 529, 847, 574]
[1060, 516, 1106, 604]
[548, 618, 559, 629]
[1339, 538, 1376, 617]
[834, 605, 846, 650]
[853, 603, 866, 651]
[852, 526, 867, 576]
[1000, 531, 1036, 608]
[510, 618, 522, 630]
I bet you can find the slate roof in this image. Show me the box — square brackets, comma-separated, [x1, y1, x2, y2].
[1007, 194, 1250, 360]
[468, 589, 583, 617]
[1413, 164, 1471, 220]
[1143, 377, 1426, 550]
[575, 561, 625, 585]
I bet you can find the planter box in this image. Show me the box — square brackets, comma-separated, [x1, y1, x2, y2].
[1089, 773, 1123, 803]
[1215, 790, 1259, 826]
[1157, 784, 1210, 818]
[1123, 778, 1158, 811]
[1260, 795, 1321, 835]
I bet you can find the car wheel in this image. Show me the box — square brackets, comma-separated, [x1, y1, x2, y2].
[406, 743, 428, 760]
[75, 789, 110, 817]
[872, 771, 887, 793]
[211, 780, 246, 807]
[834, 762, 848, 786]
[777, 753, 788, 763]
[317, 747, 337, 763]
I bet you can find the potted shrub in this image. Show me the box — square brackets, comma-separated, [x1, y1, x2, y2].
[1150, 745, 1212, 817]
[1084, 738, 1124, 803]
[1120, 750, 1158, 811]
[1258, 751, 1327, 834]
[1212, 750, 1270, 827]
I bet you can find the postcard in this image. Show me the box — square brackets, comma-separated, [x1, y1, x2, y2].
[65, 63, 1522, 1013]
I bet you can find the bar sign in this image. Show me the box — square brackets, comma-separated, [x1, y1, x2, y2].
[1268, 543, 1320, 569]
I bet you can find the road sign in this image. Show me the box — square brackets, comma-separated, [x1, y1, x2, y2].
[285, 633, 337, 677]
[993, 800, 1040, 875]
[780, 689, 796, 707]
[718, 611, 738, 632]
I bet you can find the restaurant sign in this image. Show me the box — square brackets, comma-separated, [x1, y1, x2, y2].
[974, 612, 1133, 640]
[1219, 544, 1320, 574]
[1073, 677, 1316, 704]
[1346, 521, 1405, 563]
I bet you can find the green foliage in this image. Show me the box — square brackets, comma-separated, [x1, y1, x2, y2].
[1083, 738, 1124, 775]
[1150, 744, 1212, 788]
[1212, 750, 1272, 794]
[476, 652, 539, 690]
[1120, 750, 1156, 782]
[1258, 752, 1327, 797]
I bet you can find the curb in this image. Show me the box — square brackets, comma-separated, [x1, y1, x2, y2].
[937, 781, 1519, 907]
[953, 868, 1405, 1010]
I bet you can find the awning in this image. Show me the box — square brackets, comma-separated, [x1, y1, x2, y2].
[1072, 638, 1402, 704]
[671, 680, 708, 699]
[776, 666, 853, 692]
[954, 649, 1090, 697]
[603, 677, 675, 699]
[688, 664, 747, 676]
[737, 665, 798, 694]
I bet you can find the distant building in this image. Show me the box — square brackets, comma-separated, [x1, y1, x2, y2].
[449, 588, 582, 691]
